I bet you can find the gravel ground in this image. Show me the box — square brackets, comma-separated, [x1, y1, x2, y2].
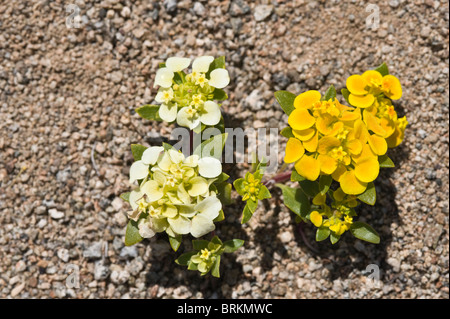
[0, 0, 448, 299]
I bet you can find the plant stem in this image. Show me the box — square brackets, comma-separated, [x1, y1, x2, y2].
[262, 171, 291, 188]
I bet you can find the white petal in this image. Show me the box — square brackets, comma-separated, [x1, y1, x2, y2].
[200, 101, 221, 126]
[187, 177, 209, 197]
[165, 57, 191, 72]
[168, 149, 185, 164]
[129, 190, 143, 211]
[197, 157, 222, 178]
[141, 180, 163, 202]
[138, 220, 156, 238]
[154, 91, 165, 103]
[183, 155, 199, 167]
[159, 103, 177, 122]
[176, 107, 200, 130]
[208, 68, 230, 89]
[191, 214, 215, 238]
[192, 56, 214, 73]
[168, 215, 191, 235]
[141, 146, 164, 165]
[129, 161, 149, 183]
[194, 196, 221, 220]
[154, 67, 174, 88]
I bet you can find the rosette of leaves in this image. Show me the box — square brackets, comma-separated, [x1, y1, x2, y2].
[175, 236, 244, 277]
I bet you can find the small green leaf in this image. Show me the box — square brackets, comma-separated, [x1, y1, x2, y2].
[291, 170, 306, 182]
[280, 127, 295, 138]
[159, 63, 166, 68]
[341, 88, 350, 104]
[223, 239, 244, 253]
[215, 172, 230, 183]
[173, 72, 184, 85]
[374, 62, 389, 76]
[233, 178, 246, 196]
[206, 56, 226, 78]
[175, 251, 197, 266]
[192, 239, 210, 251]
[124, 219, 143, 246]
[323, 85, 337, 101]
[213, 89, 228, 101]
[169, 235, 182, 252]
[350, 221, 380, 244]
[131, 144, 148, 161]
[193, 132, 228, 160]
[216, 182, 233, 206]
[330, 232, 341, 245]
[357, 182, 376, 206]
[187, 260, 199, 270]
[274, 90, 296, 116]
[276, 184, 310, 220]
[135, 104, 162, 121]
[211, 235, 223, 246]
[378, 154, 395, 168]
[241, 203, 255, 224]
[214, 209, 225, 222]
[257, 185, 271, 200]
[319, 175, 332, 195]
[299, 180, 320, 197]
[316, 227, 331, 242]
[246, 199, 258, 212]
[120, 192, 130, 202]
[211, 255, 221, 278]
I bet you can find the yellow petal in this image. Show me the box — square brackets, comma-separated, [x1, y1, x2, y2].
[288, 108, 316, 130]
[318, 154, 338, 175]
[316, 115, 344, 136]
[310, 211, 323, 227]
[368, 134, 388, 155]
[382, 75, 402, 100]
[346, 75, 369, 95]
[354, 157, 379, 183]
[294, 90, 321, 109]
[303, 130, 319, 152]
[332, 164, 347, 182]
[362, 70, 383, 84]
[346, 139, 362, 156]
[340, 170, 367, 195]
[294, 155, 320, 181]
[349, 93, 375, 108]
[340, 111, 360, 122]
[317, 136, 341, 154]
[363, 110, 386, 137]
[284, 138, 305, 163]
[353, 143, 377, 163]
[386, 126, 405, 148]
[292, 128, 316, 141]
[379, 117, 396, 138]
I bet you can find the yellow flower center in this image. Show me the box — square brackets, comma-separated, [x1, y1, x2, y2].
[330, 146, 347, 161]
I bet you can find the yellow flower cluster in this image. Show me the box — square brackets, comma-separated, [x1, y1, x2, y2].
[284, 68, 407, 196]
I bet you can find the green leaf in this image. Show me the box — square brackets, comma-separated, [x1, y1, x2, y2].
[276, 184, 310, 220]
[175, 251, 197, 266]
[120, 192, 130, 202]
[257, 185, 271, 200]
[233, 178, 246, 196]
[378, 154, 395, 168]
[223, 239, 244, 253]
[131, 144, 148, 161]
[330, 232, 341, 245]
[350, 221, 380, 244]
[192, 239, 210, 251]
[211, 255, 221, 278]
[124, 219, 143, 246]
[206, 56, 226, 78]
[173, 71, 184, 85]
[316, 227, 331, 242]
[187, 260, 198, 270]
[319, 175, 332, 195]
[246, 199, 258, 212]
[216, 182, 234, 206]
[374, 62, 389, 76]
[193, 132, 228, 160]
[241, 203, 255, 224]
[299, 180, 320, 197]
[159, 62, 166, 68]
[169, 235, 182, 252]
[211, 235, 223, 246]
[341, 88, 350, 104]
[357, 182, 376, 206]
[274, 90, 296, 116]
[135, 104, 162, 121]
[162, 142, 176, 152]
[214, 209, 225, 222]
[213, 89, 228, 101]
[291, 170, 306, 182]
[323, 85, 337, 101]
[215, 172, 230, 183]
[280, 127, 295, 138]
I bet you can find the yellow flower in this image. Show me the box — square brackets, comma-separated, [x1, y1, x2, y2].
[346, 70, 402, 108]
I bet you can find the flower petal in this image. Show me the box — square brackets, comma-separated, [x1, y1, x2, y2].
[191, 214, 215, 238]
[354, 157, 379, 183]
[195, 196, 221, 220]
[165, 57, 191, 72]
[303, 130, 319, 152]
[154, 67, 174, 88]
[129, 190, 143, 211]
[159, 103, 178, 122]
[293, 90, 321, 109]
[349, 93, 375, 108]
[317, 136, 341, 154]
[141, 180, 163, 202]
[340, 170, 367, 195]
[310, 211, 323, 227]
[187, 176, 209, 197]
[168, 215, 191, 235]
[292, 128, 316, 141]
[362, 70, 383, 84]
[129, 161, 149, 183]
[197, 157, 222, 178]
[138, 220, 156, 238]
[318, 154, 338, 175]
[209, 68, 230, 89]
[346, 74, 369, 95]
[294, 155, 321, 181]
[141, 146, 164, 165]
[183, 155, 199, 167]
[288, 108, 315, 130]
[382, 75, 402, 100]
[176, 107, 200, 130]
[200, 101, 221, 125]
[192, 56, 214, 73]
[368, 134, 388, 156]
[284, 138, 305, 163]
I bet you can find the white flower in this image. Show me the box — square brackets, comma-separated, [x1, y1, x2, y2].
[192, 56, 214, 73]
[197, 157, 222, 178]
[176, 106, 201, 130]
[208, 68, 230, 89]
[155, 88, 174, 104]
[165, 57, 191, 72]
[190, 196, 222, 238]
[176, 100, 221, 129]
[159, 102, 178, 122]
[129, 146, 164, 183]
[154, 67, 174, 88]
